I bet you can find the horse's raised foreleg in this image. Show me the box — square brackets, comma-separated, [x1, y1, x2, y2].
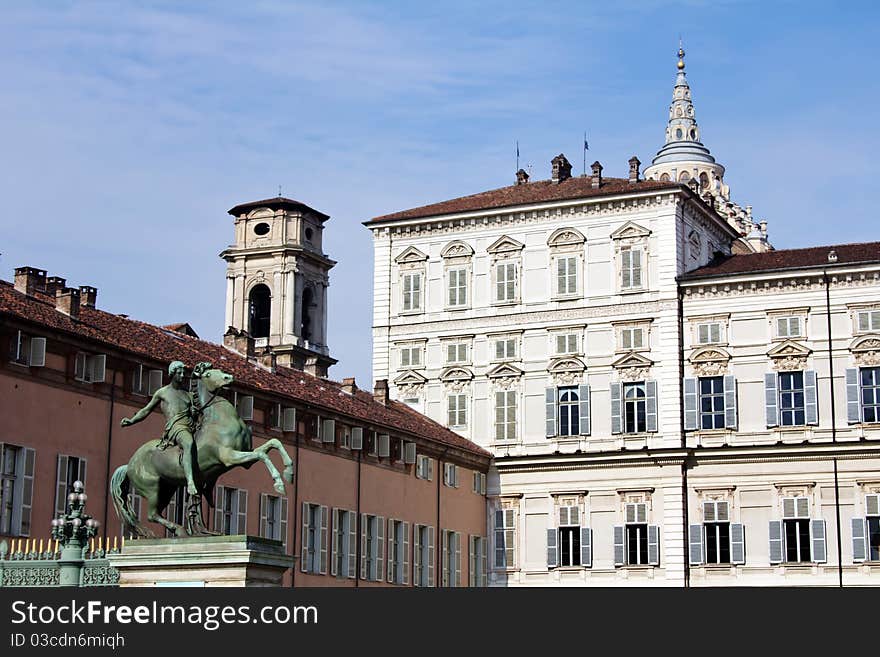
[146, 492, 185, 536]
[217, 446, 286, 494]
[253, 438, 295, 484]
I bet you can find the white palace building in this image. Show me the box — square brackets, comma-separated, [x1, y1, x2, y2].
[366, 47, 880, 586]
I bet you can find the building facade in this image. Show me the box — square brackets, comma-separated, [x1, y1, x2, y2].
[367, 52, 880, 586]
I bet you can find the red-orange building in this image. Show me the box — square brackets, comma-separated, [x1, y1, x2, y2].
[0, 197, 492, 587]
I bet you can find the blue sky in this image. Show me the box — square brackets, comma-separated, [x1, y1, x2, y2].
[2, 1, 878, 387]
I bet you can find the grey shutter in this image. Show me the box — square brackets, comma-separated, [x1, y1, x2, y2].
[350, 427, 363, 450]
[347, 513, 356, 578]
[148, 369, 163, 395]
[405, 442, 416, 464]
[360, 513, 367, 579]
[852, 518, 867, 563]
[427, 526, 435, 587]
[331, 508, 339, 576]
[413, 526, 422, 586]
[301, 503, 310, 573]
[282, 408, 297, 432]
[260, 494, 268, 539]
[764, 373, 779, 428]
[613, 525, 625, 566]
[645, 380, 658, 432]
[547, 528, 558, 568]
[724, 374, 738, 430]
[215, 487, 226, 534]
[610, 383, 623, 435]
[730, 523, 745, 565]
[319, 506, 328, 574]
[78, 458, 86, 487]
[280, 498, 288, 551]
[386, 518, 395, 583]
[377, 515, 385, 582]
[239, 395, 254, 421]
[237, 490, 247, 534]
[322, 419, 336, 443]
[804, 370, 818, 426]
[768, 520, 783, 564]
[684, 377, 698, 431]
[545, 387, 557, 438]
[454, 532, 462, 587]
[402, 522, 410, 585]
[55, 455, 69, 516]
[689, 524, 704, 565]
[90, 354, 106, 383]
[18, 448, 36, 536]
[580, 527, 592, 567]
[75, 352, 86, 380]
[648, 525, 660, 565]
[846, 368, 861, 424]
[811, 519, 827, 563]
[481, 537, 488, 586]
[578, 384, 591, 435]
[29, 337, 46, 367]
[378, 434, 390, 457]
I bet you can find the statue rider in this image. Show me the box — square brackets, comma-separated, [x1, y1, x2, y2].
[120, 360, 199, 496]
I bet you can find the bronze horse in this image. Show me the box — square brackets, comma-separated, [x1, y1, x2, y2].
[111, 366, 294, 537]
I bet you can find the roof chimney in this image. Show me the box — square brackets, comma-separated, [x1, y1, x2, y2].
[258, 348, 277, 371]
[341, 377, 358, 395]
[590, 161, 603, 188]
[45, 276, 67, 297]
[79, 285, 97, 309]
[551, 154, 572, 183]
[628, 156, 641, 184]
[55, 287, 80, 319]
[14, 267, 46, 296]
[304, 356, 324, 377]
[515, 168, 530, 185]
[373, 379, 390, 405]
[223, 326, 254, 358]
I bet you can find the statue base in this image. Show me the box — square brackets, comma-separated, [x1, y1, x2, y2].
[107, 535, 294, 587]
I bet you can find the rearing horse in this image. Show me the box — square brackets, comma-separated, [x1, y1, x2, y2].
[111, 366, 294, 537]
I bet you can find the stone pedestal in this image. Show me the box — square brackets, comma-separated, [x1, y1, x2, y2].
[107, 535, 294, 587]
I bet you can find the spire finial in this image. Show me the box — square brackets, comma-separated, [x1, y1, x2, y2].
[677, 38, 685, 70]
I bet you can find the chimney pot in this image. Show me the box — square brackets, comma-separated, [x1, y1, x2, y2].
[341, 377, 358, 395]
[79, 286, 97, 308]
[373, 379, 390, 405]
[226, 328, 254, 358]
[628, 156, 641, 184]
[55, 287, 80, 319]
[14, 267, 47, 296]
[304, 356, 323, 377]
[44, 276, 67, 297]
[551, 154, 572, 184]
[515, 168, 530, 185]
[590, 161, 603, 188]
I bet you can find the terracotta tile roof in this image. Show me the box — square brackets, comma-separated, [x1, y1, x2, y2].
[680, 242, 880, 280]
[368, 176, 684, 223]
[227, 196, 329, 221]
[0, 281, 491, 460]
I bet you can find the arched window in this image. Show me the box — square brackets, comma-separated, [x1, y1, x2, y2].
[660, 173, 670, 182]
[623, 383, 647, 433]
[248, 284, 271, 338]
[699, 172, 709, 189]
[301, 286, 314, 341]
[558, 387, 580, 436]
[679, 171, 690, 182]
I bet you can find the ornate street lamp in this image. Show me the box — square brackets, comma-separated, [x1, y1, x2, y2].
[50, 480, 100, 586]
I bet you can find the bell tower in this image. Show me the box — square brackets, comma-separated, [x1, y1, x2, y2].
[221, 196, 337, 375]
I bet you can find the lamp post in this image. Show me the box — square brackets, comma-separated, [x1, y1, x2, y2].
[50, 480, 100, 586]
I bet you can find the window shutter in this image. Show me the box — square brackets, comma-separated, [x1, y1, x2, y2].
[321, 419, 335, 443]
[238, 395, 254, 421]
[405, 442, 416, 464]
[724, 375, 738, 430]
[469, 536, 477, 587]
[804, 370, 818, 425]
[90, 354, 106, 383]
[54, 455, 69, 516]
[632, 249, 642, 287]
[645, 380, 658, 432]
[764, 373, 779, 428]
[811, 519, 827, 563]
[282, 408, 297, 432]
[377, 516, 385, 582]
[29, 337, 46, 367]
[610, 383, 623, 435]
[427, 526, 435, 587]
[260, 494, 268, 539]
[453, 464, 459, 488]
[852, 517, 867, 563]
[378, 434, 390, 457]
[689, 524, 704, 565]
[350, 427, 363, 450]
[580, 527, 592, 567]
[867, 494, 880, 516]
[454, 532, 462, 587]
[17, 448, 36, 536]
[621, 249, 632, 288]
[319, 506, 328, 574]
[346, 512, 355, 578]
[147, 369, 163, 395]
[728, 523, 745, 565]
[782, 497, 796, 519]
[578, 384, 591, 435]
[547, 528, 558, 568]
[237, 490, 247, 534]
[441, 531, 448, 587]
[331, 508, 340, 576]
[403, 522, 410, 585]
[481, 537, 488, 586]
[77, 458, 86, 487]
[716, 501, 730, 522]
[427, 458, 434, 481]
[545, 387, 557, 438]
[280, 498, 288, 551]
[74, 352, 86, 380]
[214, 487, 225, 534]
[768, 520, 783, 564]
[301, 503, 310, 573]
[648, 525, 660, 565]
[683, 377, 698, 431]
[846, 368, 861, 424]
[360, 513, 368, 579]
[613, 525, 625, 566]
[386, 518, 395, 583]
[796, 497, 809, 518]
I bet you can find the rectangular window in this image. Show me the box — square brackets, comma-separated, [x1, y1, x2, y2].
[441, 530, 461, 587]
[867, 497, 880, 561]
[557, 505, 581, 567]
[260, 493, 287, 548]
[216, 486, 247, 536]
[557, 386, 580, 437]
[782, 496, 811, 563]
[776, 316, 802, 338]
[401, 272, 422, 312]
[703, 501, 731, 564]
[331, 509, 356, 579]
[415, 454, 433, 480]
[386, 519, 407, 584]
[620, 247, 643, 290]
[554, 333, 579, 355]
[9, 331, 45, 367]
[0, 445, 21, 535]
[620, 327, 645, 350]
[469, 535, 487, 587]
[472, 472, 486, 495]
[494, 390, 517, 441]
[447, 268, 467, 307]
[494, 509, 515, 568]
[779, 371, 806, 426]
[413, 524, 434, 587]
[555, 256, 578, 296]
[625, 503, 649, 565]
[361, 514, 384, 581]
[447, 394, 467, 428]
[699, 376, 726, 430]
[302, 502, 328, 575]
[445, 342, 468, 364]
[443, 463, 459, 488]
[861, 367, 880, 423]
[495, 262, 517, 303]
[399, 344, 422, 368]
[74, 352, 106, 383]
[623, 382, 647, 433]
[697, 322, 722, 345]
[493, 336, 517, 361]
[55, 454, 87, 518]
[857, 310, 880, 333]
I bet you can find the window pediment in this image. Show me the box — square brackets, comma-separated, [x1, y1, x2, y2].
[440, 367, 474, 383]
[394, 246, 429, 264]
[548, 357, 586, 374]
[440, 240, 474, 259]
[690, 347, 731, 364]
[851, 334, 880, 367]
[767, 340, 812, 359]
[487, 235, 525, 254]
[393, 370, 428, 386]
[547, 227, 586, 248]
[611, 221, 651, 241]
[612, 352, 653, 369]
[487, 363, 524, 379]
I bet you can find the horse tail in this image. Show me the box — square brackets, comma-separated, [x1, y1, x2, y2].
[110, 465, 140, 536]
